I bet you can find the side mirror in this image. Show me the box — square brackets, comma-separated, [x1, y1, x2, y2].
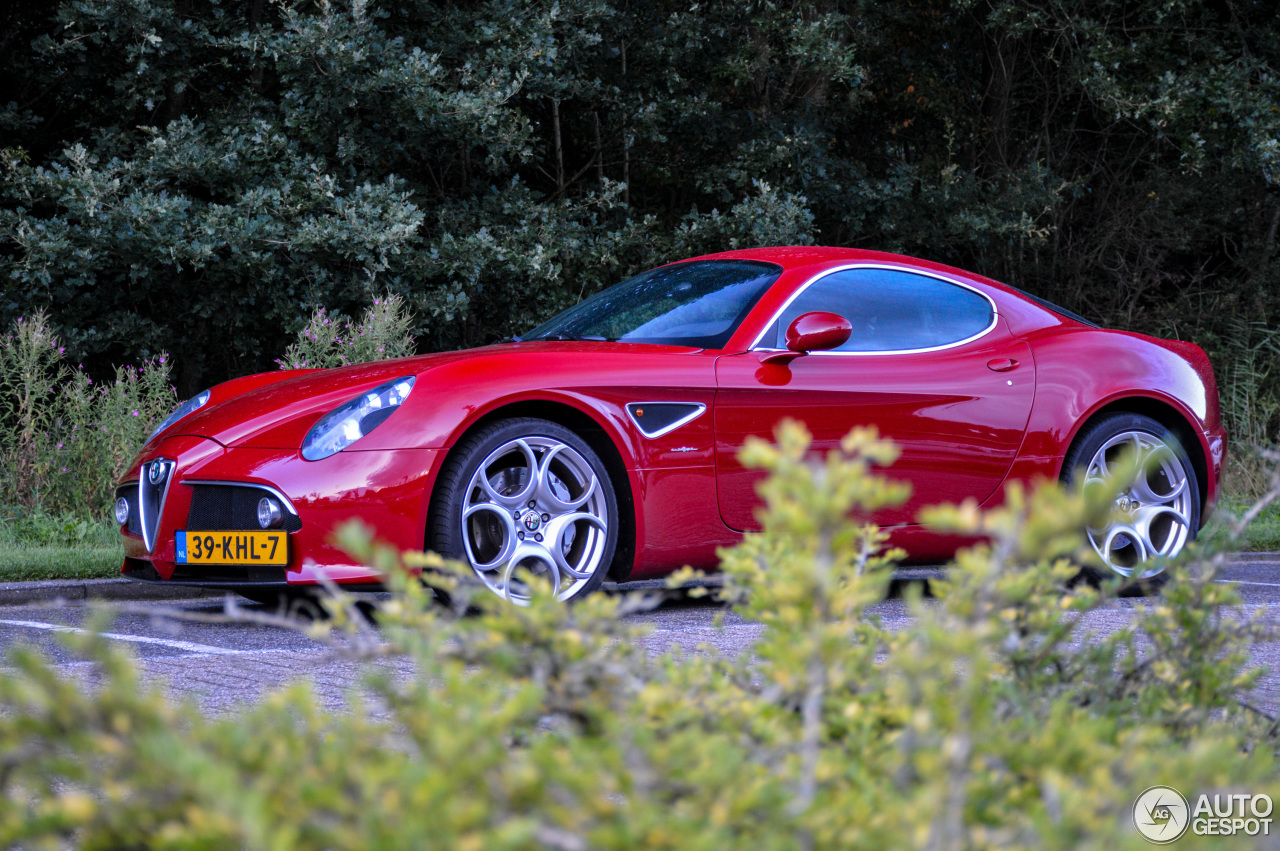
[761, 311, 852, 364]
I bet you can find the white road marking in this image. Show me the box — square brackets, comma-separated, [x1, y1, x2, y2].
[1217, 580, 1280, 589]
[0, 618, 258, 655]
[646, 623, 761, 635]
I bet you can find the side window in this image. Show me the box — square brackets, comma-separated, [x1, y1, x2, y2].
[772, 268, 994, 352]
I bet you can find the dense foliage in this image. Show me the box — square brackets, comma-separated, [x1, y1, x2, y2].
[0, 312, 175, 516]
[2, 0, 1277, 434]
[2, 423, 1279, 848]
[276, 293, 415, 369]
[0, 294, 417, 517]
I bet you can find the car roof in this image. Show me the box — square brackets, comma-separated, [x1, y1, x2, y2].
[691, 246, 1013, 293]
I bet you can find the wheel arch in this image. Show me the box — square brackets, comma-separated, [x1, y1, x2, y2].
[431, 398, 638, 582]
[1060, 395, 1210, 523]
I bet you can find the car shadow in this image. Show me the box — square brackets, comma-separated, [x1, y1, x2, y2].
[607, 572, 937, 613]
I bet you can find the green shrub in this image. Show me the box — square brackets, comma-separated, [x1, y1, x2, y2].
[0, 299, 414, 523]
[276, 294, 416, 370]
[0, 311, 175, 517]
[50, 358, 178, 514]
[0, 509, 118, 549]
[0, 311, 65, 507]
[1, 423, 1277, 848]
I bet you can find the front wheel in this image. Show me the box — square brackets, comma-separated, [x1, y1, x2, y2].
[429, 418, 619, 604]
[1062, 413, 1201, 594]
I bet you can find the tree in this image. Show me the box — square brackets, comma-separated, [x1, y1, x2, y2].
[1, 0, 1276, 444]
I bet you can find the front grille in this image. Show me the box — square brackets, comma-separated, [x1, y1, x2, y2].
[115, 484, 142, 536]
[186, 484, 302, 532]
[138, 458, 175, 551]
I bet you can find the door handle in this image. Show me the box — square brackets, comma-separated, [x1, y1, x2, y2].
[987, 358, 1018, 372]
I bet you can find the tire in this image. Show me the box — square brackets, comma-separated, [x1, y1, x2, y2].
[429, 417, 619, 604]
[1061, 413, 1200, 595]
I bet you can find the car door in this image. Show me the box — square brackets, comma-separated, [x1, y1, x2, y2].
[714, 265, 1035, 529]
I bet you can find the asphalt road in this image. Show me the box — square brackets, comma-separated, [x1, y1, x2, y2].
[1, 556, 1279, 715]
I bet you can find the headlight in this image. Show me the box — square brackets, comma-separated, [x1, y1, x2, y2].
[302, 376, 416, 461]
[148, 389, 211, 443]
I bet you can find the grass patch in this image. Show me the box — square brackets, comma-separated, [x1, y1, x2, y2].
[0, 545, 121, 582]
[0, 510, 122, 582]
[1200, 497, 1280, 552]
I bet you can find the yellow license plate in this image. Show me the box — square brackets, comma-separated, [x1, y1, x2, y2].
[176, 530, 288, 565]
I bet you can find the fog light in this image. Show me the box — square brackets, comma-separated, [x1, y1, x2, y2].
[114, 497, 130, 526]
[257, 497, 283, 529]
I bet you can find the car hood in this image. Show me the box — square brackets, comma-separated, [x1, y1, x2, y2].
[155, 342, 703, 451]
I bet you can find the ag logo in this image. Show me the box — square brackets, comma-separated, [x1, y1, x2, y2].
[1134, 786, 1190, 843]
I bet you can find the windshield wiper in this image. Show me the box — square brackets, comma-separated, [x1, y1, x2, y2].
[533, 333, 612, 342]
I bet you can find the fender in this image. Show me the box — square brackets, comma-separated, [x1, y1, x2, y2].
[994, 326, 1223, 518]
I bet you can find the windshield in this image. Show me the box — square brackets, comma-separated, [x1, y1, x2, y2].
[524, 259, 782, 348]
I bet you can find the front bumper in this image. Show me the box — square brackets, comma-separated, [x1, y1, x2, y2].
[117, 436, 440, 587]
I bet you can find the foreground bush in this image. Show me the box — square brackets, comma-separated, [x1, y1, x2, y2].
[1, 423, 1277, 848]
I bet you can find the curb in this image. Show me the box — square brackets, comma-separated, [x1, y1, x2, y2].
[1232, 552, 1280, 563]
[2, 553, 1279, 607]
[0, 578, 217, 607]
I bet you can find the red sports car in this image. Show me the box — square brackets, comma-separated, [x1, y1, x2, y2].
[116, 247, 1225, 602]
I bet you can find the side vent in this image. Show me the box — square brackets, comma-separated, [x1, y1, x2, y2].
[625, 402, 706, 438]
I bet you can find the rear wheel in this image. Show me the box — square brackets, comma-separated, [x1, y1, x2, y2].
[429, 418, 618, 604]
[1062, 413, 1200, 594]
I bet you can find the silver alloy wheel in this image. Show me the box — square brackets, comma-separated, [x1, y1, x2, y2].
[460, 436, 609, 603]
[1082, 430, 1192, 578]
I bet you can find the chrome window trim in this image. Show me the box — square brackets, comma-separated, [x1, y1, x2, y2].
[179, 479, 300, 516]
[748, 262, 1000, 356]
[625, 402, 708, 439]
